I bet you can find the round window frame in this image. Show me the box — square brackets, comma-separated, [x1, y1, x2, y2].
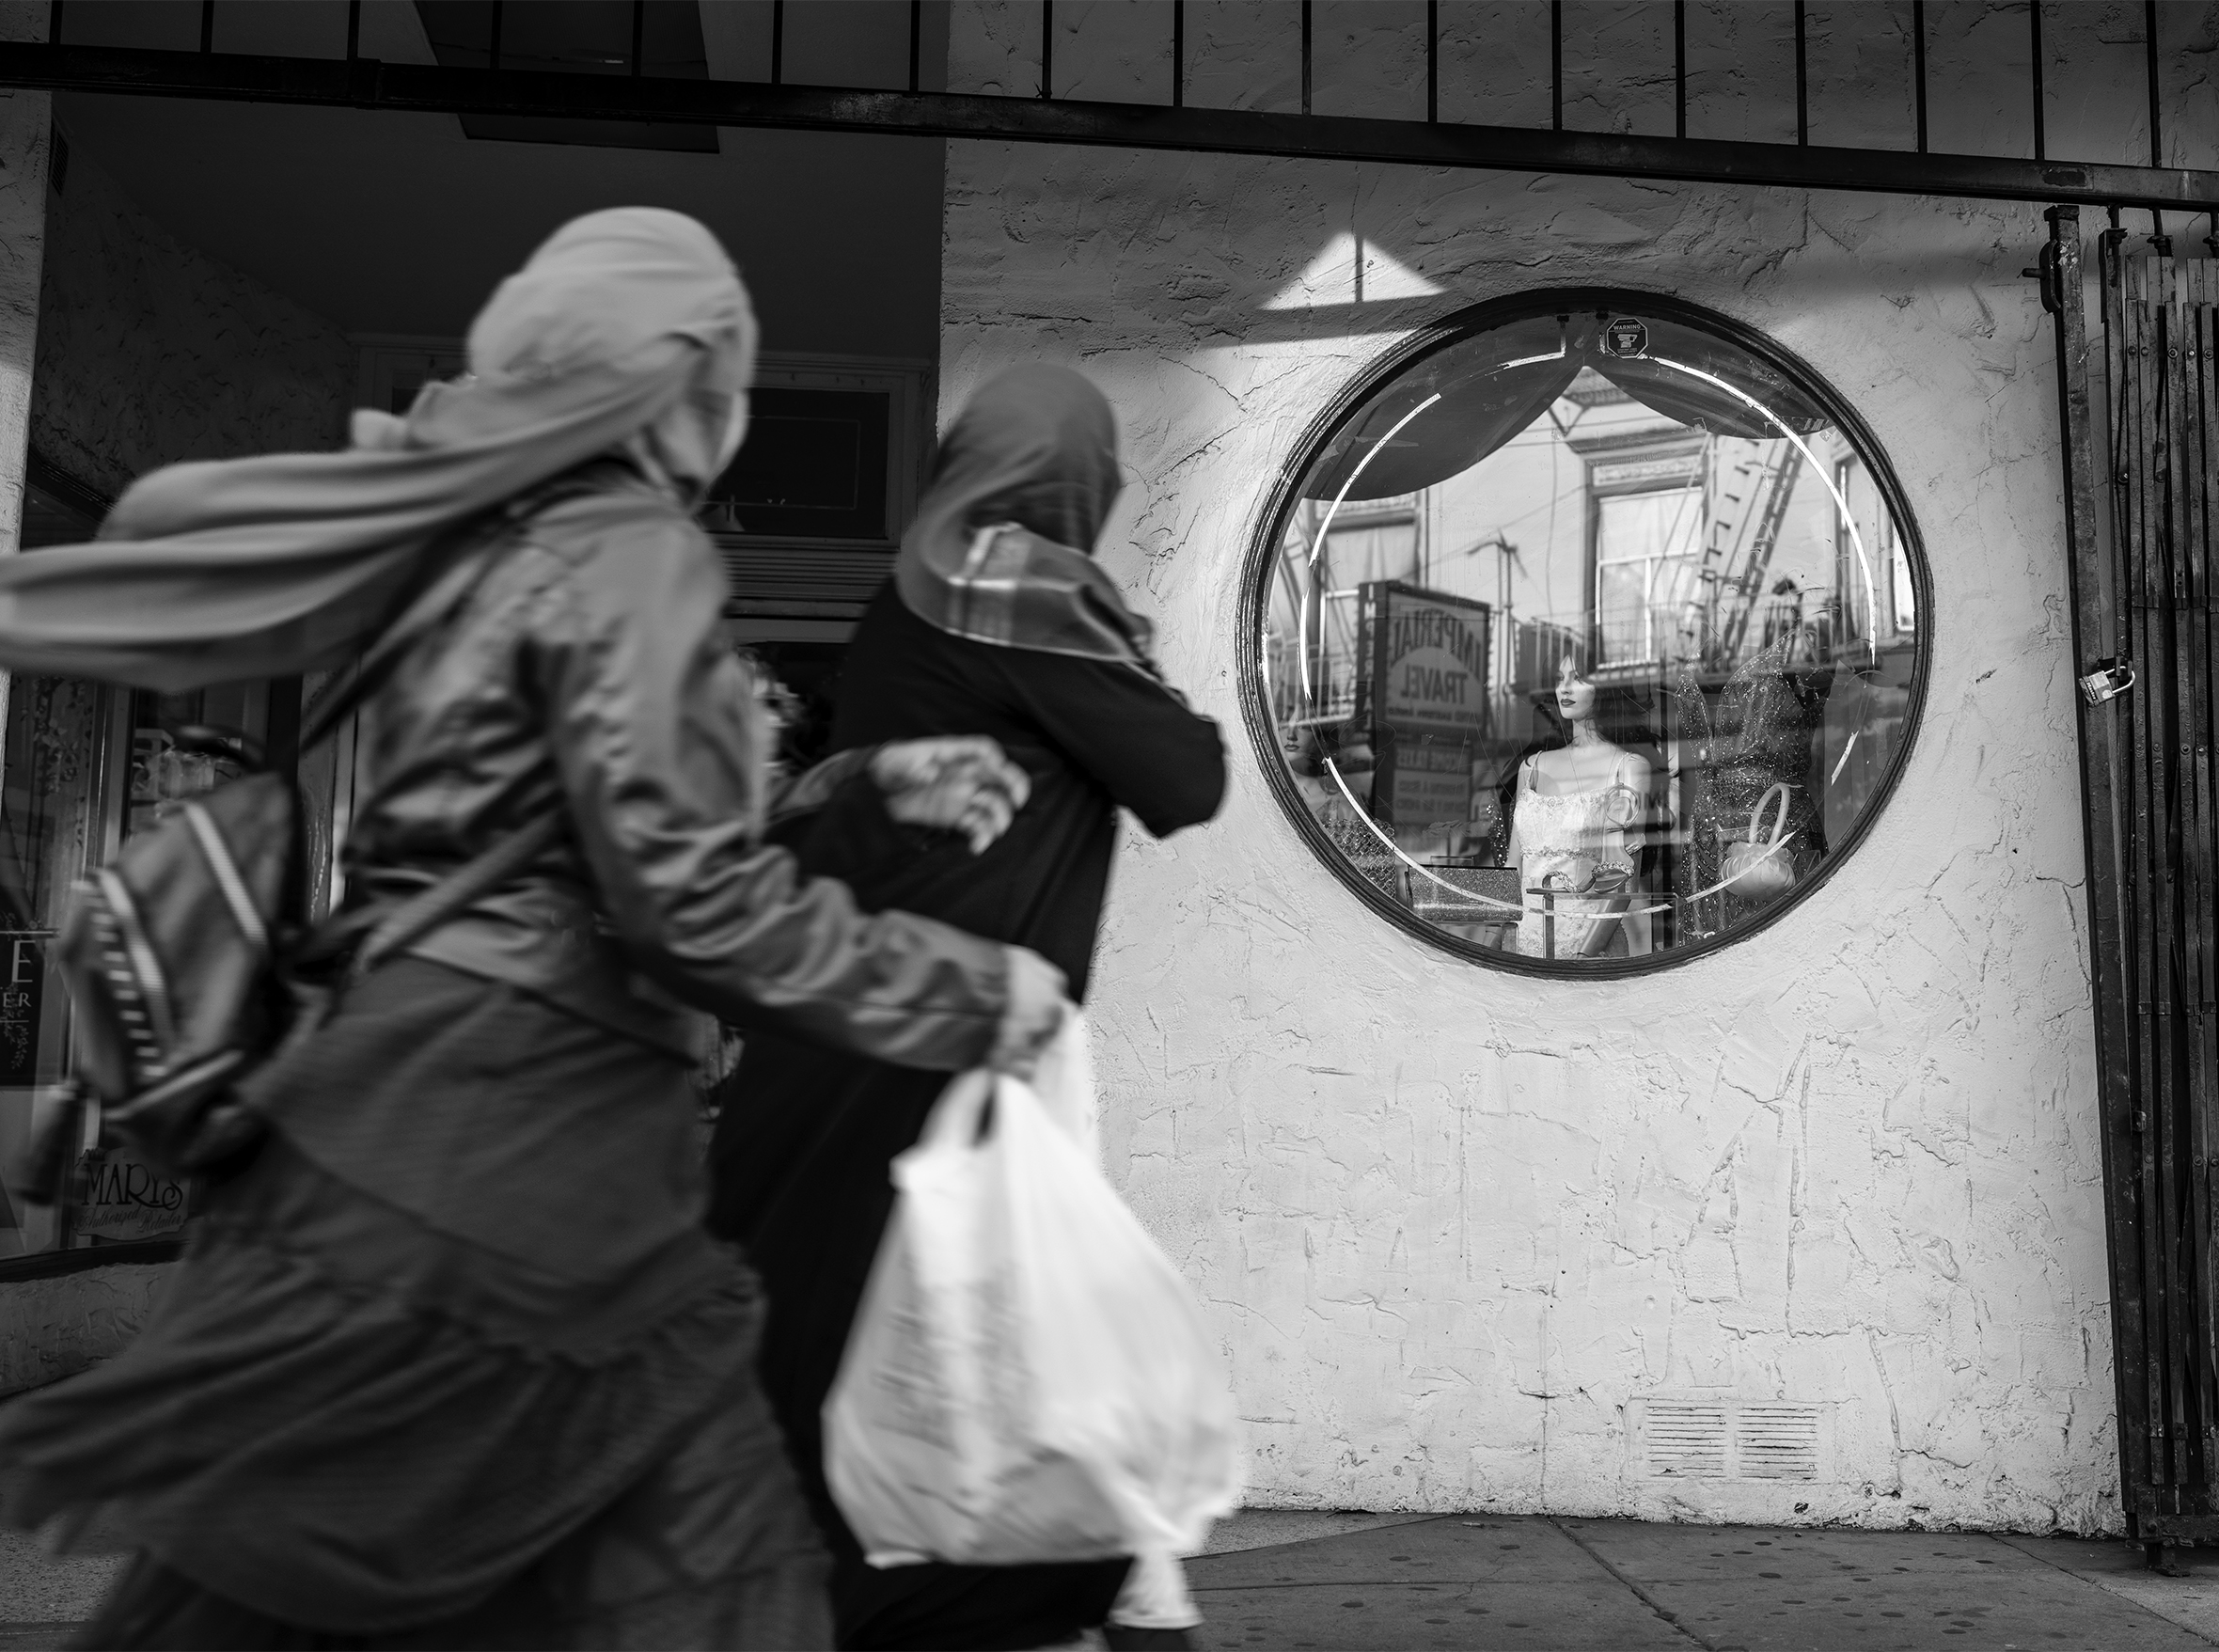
[1235, 287, 1934, 977]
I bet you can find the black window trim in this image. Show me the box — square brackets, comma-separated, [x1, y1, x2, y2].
[1234, 285, 1935, 978]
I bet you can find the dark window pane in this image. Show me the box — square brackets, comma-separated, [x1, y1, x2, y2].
[704, 388, 891, 543]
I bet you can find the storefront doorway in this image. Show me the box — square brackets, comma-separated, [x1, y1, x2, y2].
[0, 48, 943, 1291]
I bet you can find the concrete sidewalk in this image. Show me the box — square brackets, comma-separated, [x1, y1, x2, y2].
[0, 1524, 118, 1652]
[1187, 1512, 2219, 1650]
[3, 1510, 2215, 1649]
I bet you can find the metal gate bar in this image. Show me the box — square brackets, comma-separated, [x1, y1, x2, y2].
[2156, 246, 2206, 1510]
[2063, 221, 2219, 1551]
[46, 0, 2154, 182]
[0, 34, 2214, 216]
[2117, 244, 2179, 1514]
[2180, 260, 2219, 1499]
[2047, 205, 2150, 1538]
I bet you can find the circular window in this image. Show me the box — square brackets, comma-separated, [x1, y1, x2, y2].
[1245, 291, 1928, 972]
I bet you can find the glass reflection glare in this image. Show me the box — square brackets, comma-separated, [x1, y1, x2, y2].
[1263, 307, 1920, 968]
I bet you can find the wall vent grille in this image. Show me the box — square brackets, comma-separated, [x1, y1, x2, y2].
[1736, 1405, 1822, 1480]
[1640, 1399, 1824, 1482]
[1645, 1403, 1729, 1478]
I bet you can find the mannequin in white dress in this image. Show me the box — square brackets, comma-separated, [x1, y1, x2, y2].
[1503, 657, 1656, 959]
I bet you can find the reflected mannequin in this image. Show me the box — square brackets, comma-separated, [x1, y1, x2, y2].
[1503, 657, 1657, 959]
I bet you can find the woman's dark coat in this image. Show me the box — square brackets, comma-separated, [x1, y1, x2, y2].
[707, 580, 1225, 1650]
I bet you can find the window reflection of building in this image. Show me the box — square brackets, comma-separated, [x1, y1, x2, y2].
[1890, 511, 1918, 634]
[1566, 375, 1706, 669]
[1258, 302, 1925, 971]
[1595, 486, 1704, 666]
[1833, 456, 1864, 643]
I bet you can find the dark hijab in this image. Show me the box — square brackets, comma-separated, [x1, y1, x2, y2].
[893, 364, 1154, 668]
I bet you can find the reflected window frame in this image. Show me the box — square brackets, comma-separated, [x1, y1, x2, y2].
[1235, 287, 1934, 977]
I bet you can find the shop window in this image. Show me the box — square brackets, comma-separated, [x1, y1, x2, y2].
[700, 356, 923, 553]
[704, 386, 891, 543]
[1251, 294, 1928, 972]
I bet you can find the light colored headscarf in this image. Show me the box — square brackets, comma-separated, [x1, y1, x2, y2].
[894, 365, 1154, 669]
[0, 208, 755, 691]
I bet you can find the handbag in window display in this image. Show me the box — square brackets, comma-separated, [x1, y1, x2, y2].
[1250, 293, 1927, 974]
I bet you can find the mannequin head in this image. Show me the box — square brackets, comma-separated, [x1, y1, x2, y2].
[1538, 656, 1657, 755]
[1554, 655, 1597, 724]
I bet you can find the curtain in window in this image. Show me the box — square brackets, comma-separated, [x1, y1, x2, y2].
[1300, 313, 1832, 503]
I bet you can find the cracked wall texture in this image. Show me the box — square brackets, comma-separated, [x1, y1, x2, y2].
[939, 0, 2173, 1532]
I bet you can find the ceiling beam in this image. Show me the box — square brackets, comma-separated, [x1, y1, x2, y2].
[3, 39, 2214, 215]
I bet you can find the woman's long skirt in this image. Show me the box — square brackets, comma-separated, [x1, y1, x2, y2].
[0, 959, 830, 1649]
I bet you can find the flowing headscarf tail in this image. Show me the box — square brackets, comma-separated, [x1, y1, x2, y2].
[0, 208, 757, 690]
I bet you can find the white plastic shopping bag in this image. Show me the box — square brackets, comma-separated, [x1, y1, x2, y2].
[825, 1014, 1241, 1568]
[1110, 1545, 1204, 1632]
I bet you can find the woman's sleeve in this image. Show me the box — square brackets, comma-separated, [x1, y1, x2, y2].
[764, 746, 877, 838]
[994, 647, 1227, 838]
[531, 520, 1007, 1070]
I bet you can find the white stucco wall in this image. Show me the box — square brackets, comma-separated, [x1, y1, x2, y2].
[943, 4, 2127, 1532]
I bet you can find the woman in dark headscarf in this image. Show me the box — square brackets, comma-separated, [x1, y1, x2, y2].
[0, 211, 1066, 1649]
[705, 364, 1227, 1652]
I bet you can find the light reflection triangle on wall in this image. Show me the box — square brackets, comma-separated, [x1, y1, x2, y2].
[1263, 231, 1444, 311]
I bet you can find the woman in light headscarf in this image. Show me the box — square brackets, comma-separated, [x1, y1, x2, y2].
[706, 365, 1227, 1651]
[0, 210, 1065, 1649]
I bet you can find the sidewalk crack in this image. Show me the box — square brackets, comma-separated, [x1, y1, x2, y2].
[1546, 1517, 1718, 1651]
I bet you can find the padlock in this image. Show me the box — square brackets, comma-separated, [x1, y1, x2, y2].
[2079, 661, 2137, 705]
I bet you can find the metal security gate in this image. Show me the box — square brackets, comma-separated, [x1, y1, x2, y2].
[2051, 210, 2219, 1559]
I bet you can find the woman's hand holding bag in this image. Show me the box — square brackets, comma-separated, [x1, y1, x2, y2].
[989, 946, 1070, 1080]
[825, 1015, 1242, 1571]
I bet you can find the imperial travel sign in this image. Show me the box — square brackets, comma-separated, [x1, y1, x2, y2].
[1360, 581, 1493, 737]
[1356, 581, 1493, 833]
